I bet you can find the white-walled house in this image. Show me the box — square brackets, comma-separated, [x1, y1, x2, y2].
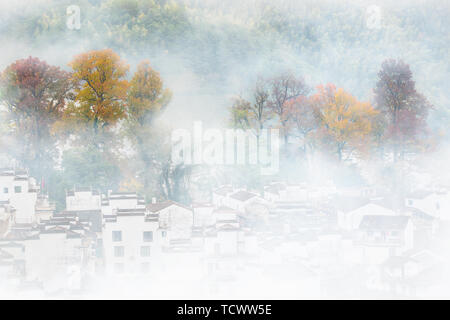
[148, 201, 193, 241]
[0, 215, 94, 292]
[212, 185, 234, 207]
[192, 202, 215, 228]
[102, 209, 161, 275]
[0, 168, 39, 224]
[405, 190, 450, 221]
[23, 228, 88, 292]
[356, 215, 414, 264]
[338, 203, 397, 231]
[35, 194, 56, 223]
[64, 188, 103, 234]
[213, 206, 240, 230]
[101, 191, 146, 215]
[264, 182, 312, 202]
[66, 187, 101, 211]
[224, 190, 262, 212]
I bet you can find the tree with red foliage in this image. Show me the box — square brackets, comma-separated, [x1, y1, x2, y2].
[0, 56, 72, 177]
[267, 72, 309, 145]
[374, 59, 432, 162]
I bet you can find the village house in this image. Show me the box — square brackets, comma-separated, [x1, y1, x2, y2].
[356, 215, 414, 264]
[102, 207, 160, 275]
[337, 202, 397, 231]
[405, 189, 450, 221]
[0, 168, 39, 225]
[212, 185, 234, 207]
[147, 200, 194, 241]
[0, 213, 94, 293]
[224, 190, 262, 212]
[192, 202, 216, 228]
[380, 249, 447, 297]
[62, 188, 103, 234]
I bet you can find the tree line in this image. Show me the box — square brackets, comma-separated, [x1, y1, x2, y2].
[230, 59, 433, 163]
[0, 49, 188, 208]
[0, 50, 435, 208]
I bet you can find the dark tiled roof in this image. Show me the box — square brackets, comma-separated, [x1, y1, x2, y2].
[229, 190, 257, 202]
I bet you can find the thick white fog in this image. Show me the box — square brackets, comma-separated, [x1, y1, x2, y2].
[0, 0, 449, 299]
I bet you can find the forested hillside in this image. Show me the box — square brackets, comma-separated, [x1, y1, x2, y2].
[0, 0, 448, 208]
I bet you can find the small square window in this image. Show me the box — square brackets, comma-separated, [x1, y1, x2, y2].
[3, 188, 8, 194]
[140, 246, 151, 257]
[143, 231, 153, 242]
[114, 246, 124, 257]
[112, 231, 122, 242]
[14, 186, 22, 193]
[161, 231, 167, 238]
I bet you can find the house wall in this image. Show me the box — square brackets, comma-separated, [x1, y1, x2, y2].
[23, 234, 85, 292]
[66, 191, 101, 211]
[159, 206, 193, 240]
[103, 216, 161, 275]
[0, 175, 37, 224]
[407, 193, 450, 221]
[193, 206, 215, 227]
[217, 230, 238, 255]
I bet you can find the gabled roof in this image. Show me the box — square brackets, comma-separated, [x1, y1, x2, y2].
[359, 215, 410, 230]
[229, 190, 258, 202]
[147, 200, 191, 213]
[347, 203, 396, 216]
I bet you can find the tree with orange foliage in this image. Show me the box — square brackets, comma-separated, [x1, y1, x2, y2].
[312, 84, 378, 161]
[125, 60, 174, 200]
[66, 49, 129, 136]
[127, 60, 172, 126]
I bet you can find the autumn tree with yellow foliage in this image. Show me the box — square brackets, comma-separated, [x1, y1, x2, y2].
[312, 84, 378, 161]
[64, 49, 130, 138]
[124, 61, 182, 201]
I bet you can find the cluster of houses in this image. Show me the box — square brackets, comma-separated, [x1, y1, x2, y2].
[0, 167, 449, 298]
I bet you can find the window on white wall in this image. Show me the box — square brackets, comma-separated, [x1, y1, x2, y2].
[140, 246, 151, 257]
[112, 231, 122, 242]
[14, 186, 21, 193]
[143, 231, 153, 242]
[3, 188, 8, 194]
[114, 246, 124, 257]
